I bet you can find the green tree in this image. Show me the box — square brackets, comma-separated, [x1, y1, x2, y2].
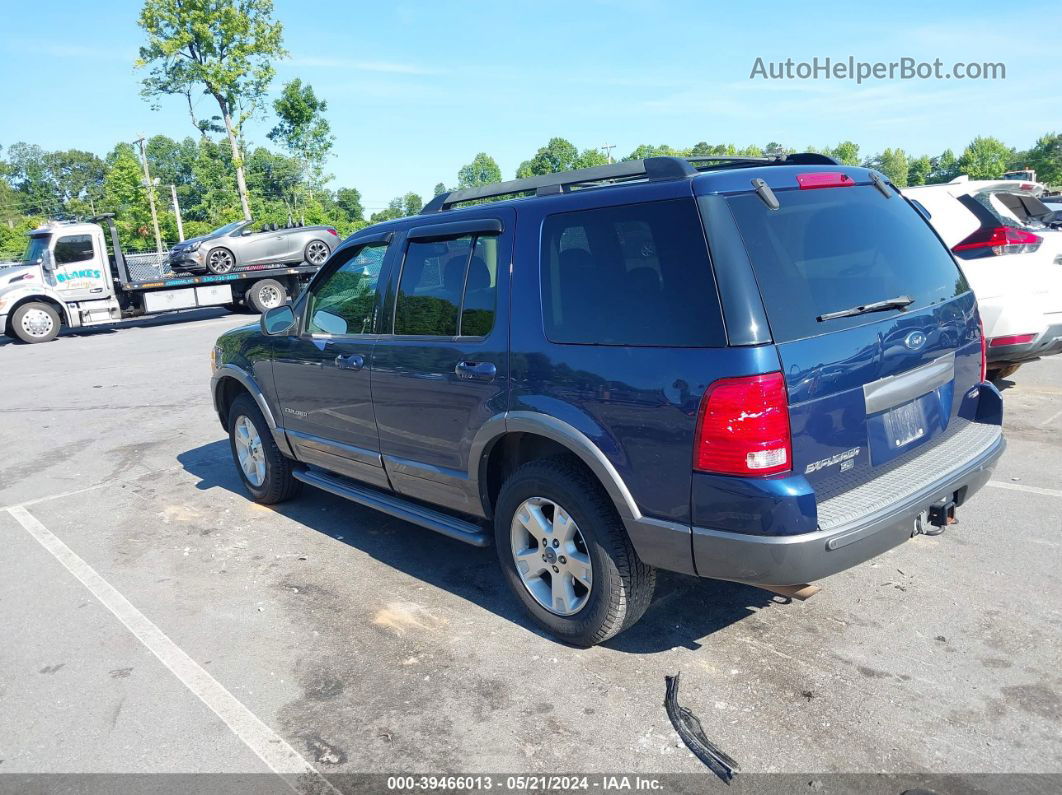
[101, 143, 156, 250]
[457, 152, 502, 189]
[830, 141, 860, 166]
[335, 187, 363, 223]
[957, 136, 1013, 180]
[930, 149, 959, 183]
[907, 155, 932, 186]
[865, 148, 909, 187]
[268, 78, 334, 194]
[433, 182, 447, 196]
[136, 0, 286, 220]
[517, 137, 581, 176]
[369, 192, 423, 223]
[1022, 133, 1062, 186]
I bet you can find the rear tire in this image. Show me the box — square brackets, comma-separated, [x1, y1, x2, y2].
[11, 301, 61, 343]
[227, 394, 301, 504]
[304, 239, 331, 266]
[245, 279, 287, 314]
[494, 456, 655, 646]
[988, 363, 1021, 382]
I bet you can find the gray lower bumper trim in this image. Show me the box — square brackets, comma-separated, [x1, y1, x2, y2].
[691, 425, 1004, 586]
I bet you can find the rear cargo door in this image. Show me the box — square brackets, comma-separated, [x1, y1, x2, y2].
[726, 182, 982, 493]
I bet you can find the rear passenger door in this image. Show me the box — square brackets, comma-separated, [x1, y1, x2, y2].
[371, 211, 514, 515]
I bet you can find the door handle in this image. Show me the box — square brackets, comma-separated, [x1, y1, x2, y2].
[335, 353, 365, 371]
[455, 361, 496, 381]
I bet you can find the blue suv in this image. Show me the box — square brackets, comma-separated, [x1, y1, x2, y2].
[210, 155, 1005, 646]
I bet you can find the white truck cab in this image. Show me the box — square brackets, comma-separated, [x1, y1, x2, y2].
[0, 220, 121, 342]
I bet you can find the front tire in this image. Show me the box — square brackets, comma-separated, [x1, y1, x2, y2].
[495, 456, 655, 646]
[227, 394, 301, 504]
[11, 301, 61, 343]
[206, 247, 236, 275]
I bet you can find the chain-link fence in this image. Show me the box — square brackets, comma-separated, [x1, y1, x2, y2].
[123, 250, 178, 281]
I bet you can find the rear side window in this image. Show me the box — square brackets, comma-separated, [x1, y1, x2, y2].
[395, 234, 498, 337]
[541, 199, 725, 346]
[727, 186, 968, 342]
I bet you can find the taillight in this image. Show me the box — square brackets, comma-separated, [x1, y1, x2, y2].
[989, 333, 1037, 347]
[693, 372, 792, 476]
[327, 227, 338, 236]
[796, 172, 855, 190]
[952, 226, 1042, 256]
[978, 316, 987, 383]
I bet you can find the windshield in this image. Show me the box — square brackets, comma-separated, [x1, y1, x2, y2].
[21, 235, 50, 263]
[209, 221, 247, 237]
[727, 185, 968, 342]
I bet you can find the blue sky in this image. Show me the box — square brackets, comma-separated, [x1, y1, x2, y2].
[1, 0, 1058, 211]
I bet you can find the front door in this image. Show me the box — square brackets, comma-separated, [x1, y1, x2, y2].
[271, 238, 392, 488]
[371, 210, 514, 515]
[50, 232, 110, 301]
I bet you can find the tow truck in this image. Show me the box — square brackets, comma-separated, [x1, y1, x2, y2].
[0, 214, 324, 343]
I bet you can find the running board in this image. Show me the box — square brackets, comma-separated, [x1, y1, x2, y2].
[292, 468, 491, 547]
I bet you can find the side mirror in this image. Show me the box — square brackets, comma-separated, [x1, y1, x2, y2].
[41, 250, 56, 272]
[261, 305, 296, 336]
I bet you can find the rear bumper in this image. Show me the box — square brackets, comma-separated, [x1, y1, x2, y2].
[689, 422, 1004, 585]
[988, 322, 1062, 364]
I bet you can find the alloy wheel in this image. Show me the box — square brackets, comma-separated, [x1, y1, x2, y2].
[233, 415, 266, 487]
[208, 249, 235, 274]
[510, 497, 593, 616]
[306, 240, 329, 265]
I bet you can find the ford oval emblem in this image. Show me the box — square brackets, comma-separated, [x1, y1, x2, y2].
[904, 331, 927, 350]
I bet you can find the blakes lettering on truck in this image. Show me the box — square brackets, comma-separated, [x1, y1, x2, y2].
[56, 269, 102, 282]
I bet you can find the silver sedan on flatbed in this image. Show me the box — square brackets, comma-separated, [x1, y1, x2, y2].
[169, 220, 339, 275]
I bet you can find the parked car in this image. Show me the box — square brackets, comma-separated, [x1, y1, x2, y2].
[904, 178, 1062, 380]
[169, 220, 339, 275]
[211, 155, 1004, 645]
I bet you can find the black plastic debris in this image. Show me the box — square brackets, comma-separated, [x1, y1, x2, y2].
[664, 673, 740, 784]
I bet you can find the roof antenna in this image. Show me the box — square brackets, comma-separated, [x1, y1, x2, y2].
[751, 178, 780, 210]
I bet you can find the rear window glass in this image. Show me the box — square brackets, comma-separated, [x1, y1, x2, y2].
[541, 199, 725, 346]
[727, 186, 968, 343]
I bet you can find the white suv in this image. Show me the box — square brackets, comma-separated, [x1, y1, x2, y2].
[903, 178, 1062, 380]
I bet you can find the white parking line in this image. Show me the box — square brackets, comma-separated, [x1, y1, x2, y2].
[1040, 407, 1062, 428]
[5, 504, 339, 794]
[987, 480, 1062, 499]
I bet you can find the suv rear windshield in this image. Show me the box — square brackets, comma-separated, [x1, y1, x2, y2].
[541, 199, 725, 347]
[727, 185, 969, 342]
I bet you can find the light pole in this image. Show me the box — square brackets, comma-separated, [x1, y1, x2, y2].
[170, 184, 185, 242]
[134, 136, 164, 254]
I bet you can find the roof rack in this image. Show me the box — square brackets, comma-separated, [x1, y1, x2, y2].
[421, 152, 840, 213]
[421, 156, 697, 213]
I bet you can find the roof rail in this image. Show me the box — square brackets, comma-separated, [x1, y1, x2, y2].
[421, 156, 697, 213]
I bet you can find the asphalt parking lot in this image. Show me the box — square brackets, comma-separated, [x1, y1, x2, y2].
[1, 311, 1060, 791]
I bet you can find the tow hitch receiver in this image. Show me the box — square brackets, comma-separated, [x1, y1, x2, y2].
[921, 496, 964, 532]
[928, 498, 957, 530]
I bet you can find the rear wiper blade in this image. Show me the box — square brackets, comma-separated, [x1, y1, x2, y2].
[817, 295, 914, 322]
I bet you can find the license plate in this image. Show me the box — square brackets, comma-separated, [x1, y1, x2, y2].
[883, 400, 926, 448]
